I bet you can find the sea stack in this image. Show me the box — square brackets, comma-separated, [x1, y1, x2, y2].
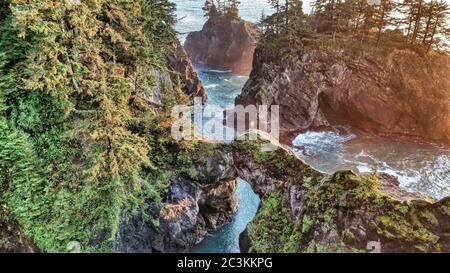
[184, 17, 259, 75]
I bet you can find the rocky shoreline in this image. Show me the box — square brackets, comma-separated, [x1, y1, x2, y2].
[113, 135, 450, 253]
[236, 44, 450, 145]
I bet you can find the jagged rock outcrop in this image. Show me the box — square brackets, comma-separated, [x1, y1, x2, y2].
[230, 136, 450, 253]
[0, 220, 39, 253]
[167, 40, 207, 101]
[115, 135, 450, 253]
[113, 144, 239, 253]
[184, 17, 259, 75]
[132, 39, 207, 106]
[236, 46, 450, 144]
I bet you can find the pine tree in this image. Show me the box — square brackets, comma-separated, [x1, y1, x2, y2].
[203, 0, 219, 18]
[374, 0, 395, 46]
[422, 0, 450, 51]
[228, 0, 240, 18]
[0, 0, 187, 252]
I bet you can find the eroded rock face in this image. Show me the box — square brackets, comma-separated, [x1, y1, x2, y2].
[115, 137, 450, 253]
[0, 220, 39, 253]
[229, 136, 450, 253]
[236, 47, 450, 144]
[113, 165, 238, 253]
[167, 40, 207, 101]
[184, 17, 259, 75]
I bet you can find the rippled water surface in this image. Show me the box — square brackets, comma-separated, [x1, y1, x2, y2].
[293, 127, 450, 200]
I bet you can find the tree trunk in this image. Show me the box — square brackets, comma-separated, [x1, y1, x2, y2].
[376, 7, 386, 47]
[427, 18, 439, 53]
[422, 4, 434, 44]
[411, 0, 424, 43]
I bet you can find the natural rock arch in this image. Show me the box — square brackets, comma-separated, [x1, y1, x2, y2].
[114, 135, 450, 253]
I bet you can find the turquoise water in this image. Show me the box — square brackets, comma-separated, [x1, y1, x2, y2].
[189, 69, 260, 253]
[193, 180, 260, 253]
[172, 1, 271, 253]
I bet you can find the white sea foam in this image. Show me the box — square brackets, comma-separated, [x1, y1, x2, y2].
[204, 84, 218, 89]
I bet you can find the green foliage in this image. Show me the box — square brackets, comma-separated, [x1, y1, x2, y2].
[248, 192, 301, 253]
[260, 0, 449, 56]
[203, 0, 240, 19]
[0, 0, 191, 252]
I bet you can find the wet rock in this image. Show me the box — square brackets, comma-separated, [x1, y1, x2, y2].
[114, 176, 237, 253]
[114, 137, 450, 253]
[239, 228, 252, 253]
[200, 180, 239, 230]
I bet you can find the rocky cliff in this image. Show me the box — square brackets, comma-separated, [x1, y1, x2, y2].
[184, 17, 259, 75]
[0, 36, 207, 254]
[114, 134, 450, 253]
[113, 142, 239, 253]
[167, 40, 207, 102]
[236, 45, 450, 145]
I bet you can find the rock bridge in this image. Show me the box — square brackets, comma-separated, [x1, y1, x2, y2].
[114, 135, 450, 253]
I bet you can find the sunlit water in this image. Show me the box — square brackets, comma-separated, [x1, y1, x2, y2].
[174, 0, 450, 253]
[293, 127, 450, 200]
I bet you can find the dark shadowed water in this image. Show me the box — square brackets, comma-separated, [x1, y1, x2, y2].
[174, 0, 450, 253]
[193, 180, 260, 253]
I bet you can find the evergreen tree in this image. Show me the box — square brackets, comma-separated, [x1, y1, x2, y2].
[203, 0, 219, 18]
[0, 0, 189, 252]
[228, 0, 240, 18]
[373, 0, 395, 46]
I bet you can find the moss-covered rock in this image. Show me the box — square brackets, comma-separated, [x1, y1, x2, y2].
[230, 134, 450, 253]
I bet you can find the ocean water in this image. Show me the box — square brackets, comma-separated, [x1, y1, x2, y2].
[173, 0, 269, 253]
[173, 0, 450, 253]
[293, 126, 450, 200]
[193, 180, 260, 253]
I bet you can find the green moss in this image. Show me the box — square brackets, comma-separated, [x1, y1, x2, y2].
[302, 215, 313, 234]
[342, 229, 357, 242]
[304, 239, 361, 253]
[232, 135, 323, 183]
[420, 210, 439, 227]
[234, 134, 444, 253]
[374, 206, 440, 252]
[247, 192, 300, 253]
[440, 202, 450, 216]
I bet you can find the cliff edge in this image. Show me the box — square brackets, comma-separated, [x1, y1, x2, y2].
[236, 41, 450, 145]
[184, 17, 259, 75]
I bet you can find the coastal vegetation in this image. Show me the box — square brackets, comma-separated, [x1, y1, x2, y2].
[259, 0, 450, 53]
[1, 0, 449, 254]
[0, 0, 197, 252]
[203, 0, 241, 19]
